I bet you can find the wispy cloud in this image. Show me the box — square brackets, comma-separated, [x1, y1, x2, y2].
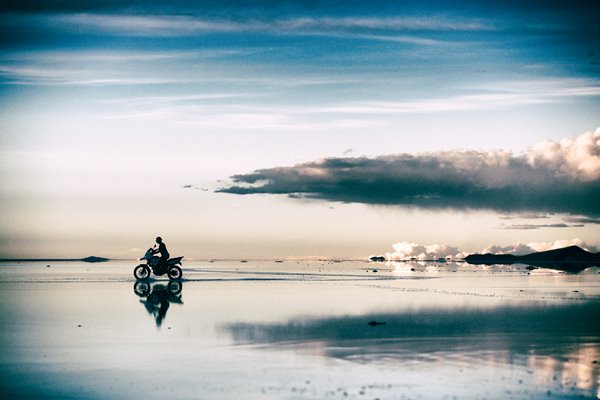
[102, 93, 252, 107]
[27, 13, 493, 38]
[499, 213, 551, 220]
[56, 13, 252, 36]
[0, 65, 182, 86]
[281, 29, 449, 45]
[563, 216, 600, 225]
[218, 129, 600, 217]
[0, 49, 245, 86]
[7, 8, 597, 43]
[316, 80, 600, 114]
[1, 49, 252, 63]
[93, 78, 600, 130]
[276, 16, 492, 32]
[500, 223, 584, 230]
[0, 50, 361, 88]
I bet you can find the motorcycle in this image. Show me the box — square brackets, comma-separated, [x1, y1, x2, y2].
[133, 247, 183, 280]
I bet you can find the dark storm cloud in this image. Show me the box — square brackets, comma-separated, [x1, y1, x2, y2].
[217, 131, 600, 217]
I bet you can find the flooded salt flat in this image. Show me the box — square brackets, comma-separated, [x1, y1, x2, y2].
[0, 260, 599, 399]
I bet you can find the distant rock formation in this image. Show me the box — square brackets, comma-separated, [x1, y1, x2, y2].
[81, 256, 110, 263]
[465, 246, 600, 273]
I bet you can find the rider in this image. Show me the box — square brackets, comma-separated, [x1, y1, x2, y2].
[153, 236, 170, 270]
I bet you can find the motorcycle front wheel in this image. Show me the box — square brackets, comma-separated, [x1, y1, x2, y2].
[168, 281, 182, 295]
[134, 265, 151, 280]
[167, 266, 182, 280]
[133, 281, 151, 296]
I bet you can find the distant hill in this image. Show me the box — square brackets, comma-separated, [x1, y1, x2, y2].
[81, 256, 110, 263]
[465, 246, 600, 273]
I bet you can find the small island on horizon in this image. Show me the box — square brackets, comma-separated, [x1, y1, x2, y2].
[465, 245, 600, 273]
[369, 245, 600, 273]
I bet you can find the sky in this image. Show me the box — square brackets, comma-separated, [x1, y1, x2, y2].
[1, 0, 599, 259]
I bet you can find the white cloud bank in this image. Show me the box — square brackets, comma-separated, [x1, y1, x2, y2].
[386, 242, 466, 260]
[527, 128, 600, 181]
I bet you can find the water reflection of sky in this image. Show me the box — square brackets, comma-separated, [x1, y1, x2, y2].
[0, 261, 599, 399]
[224, 303, 600, 396]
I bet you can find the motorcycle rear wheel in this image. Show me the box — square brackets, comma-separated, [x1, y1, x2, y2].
[168, 265, 183, 280]
[134, 265, 151, 280]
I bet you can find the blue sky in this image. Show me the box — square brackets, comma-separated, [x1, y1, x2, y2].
[1, 1, 599, 259]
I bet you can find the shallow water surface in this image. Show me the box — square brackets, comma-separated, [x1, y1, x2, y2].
[0, 260, 599, 399]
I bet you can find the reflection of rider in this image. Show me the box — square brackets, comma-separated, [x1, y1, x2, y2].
[150, 287, 170, 327]
[153, 236, 170, 269]
[134, 281, 183, 328]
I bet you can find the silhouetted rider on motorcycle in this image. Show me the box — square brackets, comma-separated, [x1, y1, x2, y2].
[133, 240, 183, 280]
[152, 236, 170, 272]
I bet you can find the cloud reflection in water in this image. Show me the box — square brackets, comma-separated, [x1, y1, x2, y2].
[224, 302, 600, 396]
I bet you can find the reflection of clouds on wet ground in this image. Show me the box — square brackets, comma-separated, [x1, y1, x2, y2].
[387, 260, 600, 275]
[2, 261, 600, 399]
[224, 302, 600, 397]
[225, 302, 600, 350]
[528, 347, 599, 395]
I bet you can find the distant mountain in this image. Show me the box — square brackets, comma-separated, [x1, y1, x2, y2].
[465, 246, 600, 273]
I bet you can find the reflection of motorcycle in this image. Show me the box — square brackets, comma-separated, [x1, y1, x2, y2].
[133, 247, 183, 280]
[133, 281, 183, 327]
